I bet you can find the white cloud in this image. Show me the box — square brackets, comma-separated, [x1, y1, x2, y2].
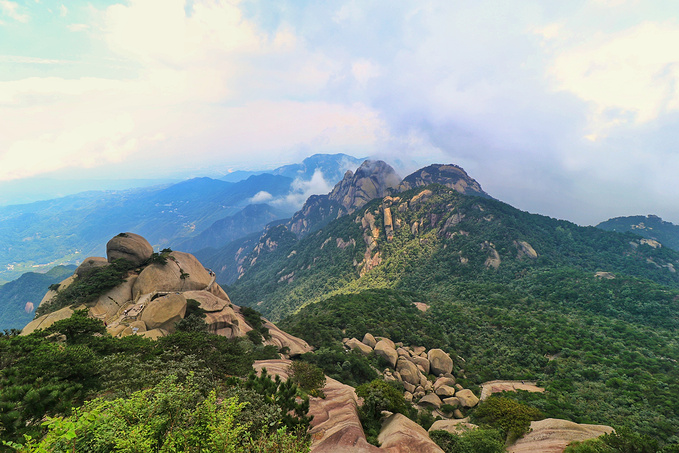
[272, 169, 334, 210]
[0, 0, 28, 22]
[59, 4, 67, 17]
[548, 21, 679, 138]
[67, 23, 89, 32]
[248, 191, 273, 203]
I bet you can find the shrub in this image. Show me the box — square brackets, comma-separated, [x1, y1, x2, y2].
[288, 361, 326, 394]
[471, 396, 543, 442]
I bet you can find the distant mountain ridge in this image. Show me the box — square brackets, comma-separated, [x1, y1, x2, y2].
[597, 214, 679, 251]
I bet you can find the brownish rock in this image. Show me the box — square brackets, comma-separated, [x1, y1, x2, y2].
[396, 357, 421, 386]
[429, 418, 478, 435]
[362, 332, 377, 348]
[20, 306, 74, 335]
[347, 338, 374, 355]
[182, 290, 229, 312]
[140, 293, 187, 332]
[263, 318, 313, 356]
[507, 419, 614, 453]
[378, 413, 444, 453]
[89, 275, 137, 322]
[39, 275, 76, 307]
[454, 389, 479, 408]
[411, 356, 430, 375]
[428, 349, 453, 376]
[418, 393, 442, 410]
[120, 320, 147, 337]
[434, 377, 456, 391]
[106, 233, 153, 266]
[435, 385, 456, 398]
[75, 257, 109, 277]
[133, 251, 212, 296]
[375, 340, 398, 368]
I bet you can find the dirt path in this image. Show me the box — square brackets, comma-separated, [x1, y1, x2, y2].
[480, 380, 544, 401]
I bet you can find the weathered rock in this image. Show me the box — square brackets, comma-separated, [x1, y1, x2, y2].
[39, 275, 76, 307]
[378, 413, 444, 453]
[106, 233, 153, 266]
[429, 418, 478, 435]
[75, 257, 109, 277]
[404, 391, 413, 402]
[362, 332, 377, 348]
[507, 419, 614, 453]
[442, 397, 460, 407]
[514, 240, 538, 259]
[412, 346, 426, 356]
[140, 293, 187, 332]
[262, 318, 313, 356]
[396, 357, 421, 386]
[434, 377, 456, 390]
[454, 389, 479, 408]
[453, 409, 464, 419]
[89, 275, 137, 322]
[397, 347, 411, 357]
[480, 380, 545, 401]
[411, 356, 430, 375]
[120, 320, 147, 337]
[418, 393, 442, 409]
[20, 306, 75, 335]
[455, 383, 463, 390]
[209, 283, 230, 300]
[139, 328, 167, 340]
[182, 290, 229, 312]
[374, 339, 398, 368]
[133, 251, 212, 296]
[428, 349, 453, 376]
[346, 338, 374, 356]
[435, 385, 456, 398]
[402, 381, 416, 393]
[376, 337, 395, 350]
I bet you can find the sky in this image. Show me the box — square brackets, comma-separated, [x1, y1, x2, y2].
[1, 0, 679, 225]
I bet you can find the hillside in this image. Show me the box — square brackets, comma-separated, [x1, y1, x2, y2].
[597, 215, 679, 251]
[0, 265, 76, 331]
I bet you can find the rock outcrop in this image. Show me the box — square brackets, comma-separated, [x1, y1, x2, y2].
[378, 414, 444, 453]
[106, 232, 153, 266]
[508, 418, 614, 453]
[398, 164, 489, 199]
[428, 349, 454, 376]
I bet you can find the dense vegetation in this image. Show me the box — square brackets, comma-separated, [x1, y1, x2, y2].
[597, 215, 679, 251]
[0, 265, 76, 331]
[0, 313, 310, 452]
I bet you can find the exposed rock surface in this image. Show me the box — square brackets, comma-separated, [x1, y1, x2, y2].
[106, 232, 153, 266]
[398, 164, 489, 199]
[140, 293, 187, 332]
[39, 275, 76, 307]
[133, 251, 212, 296]
[89, 275, 137, 322]
[346, 337, 374, 355]
[508, 419, 614, 453]
[428, 349, 454, 376]
[428, 418, 478, 435]
[362, 333, 377, 348]
[378, 414, 444, 453]
[375, 340, 399, 368]
[21, 306, 75, 335]
[454, 389, 479, 408]
[480, 380, 544, 401]
[75, 257, 109, 277]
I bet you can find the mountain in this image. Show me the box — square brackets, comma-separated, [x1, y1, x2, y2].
[178, 203, 287, 253]
[397, 164, 490, 198]
[219, 176, 679, 444]
[219, 153, 364, 183]
[0, 265, 76, 331]
[597, 214, 679, 251]
[0, 154, 362, 283]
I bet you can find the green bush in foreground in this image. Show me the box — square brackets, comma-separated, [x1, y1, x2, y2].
[430, 428, 505, 453]
[471, 396, 543, 442]
[3, 375, 310, 453]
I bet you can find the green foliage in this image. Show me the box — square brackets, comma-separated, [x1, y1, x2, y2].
[174, 299, 207, 333]
[288, 361, 326, 394]
[244, 368, 312, 433]
[240, 306, 271, 342]
[35, 259, 134, 317]
[564, 427, 675, 452]
[430, 428, 505, 453]
[44, 309, 106, 344]
[355, 379, 410, 445]
[298, 346, 378, 387]
[471, 396, 543, 442]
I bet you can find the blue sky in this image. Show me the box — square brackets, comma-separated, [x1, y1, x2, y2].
[1, 0, 679, 225]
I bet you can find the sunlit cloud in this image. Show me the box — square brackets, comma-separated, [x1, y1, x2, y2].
[0, 0, 28, 23]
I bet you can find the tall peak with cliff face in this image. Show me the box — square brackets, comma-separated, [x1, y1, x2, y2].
[289, 160, 402, 237]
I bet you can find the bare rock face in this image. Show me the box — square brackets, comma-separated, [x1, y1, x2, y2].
[89, 275, 137, 322]
[139, 328, 167, 340]
[140, 293, 187, 332]
[120, 320, 147, 337]
[362, 332, 377, 348]
[398, 164, 489, 199]
[396, 357, 421, 386]
[435, 385, 456, 398]
[428, 349, 453, 376]
[419, 393, 443, 410]
[21, 306, 75, 335]
[262, 319, 313, 356]
[378, 413, 444, 453]
[411, 356, 430, 374]
[346, 338, 374, 356]
[434, 377, 456, 390]
[182, 290, 229, 312]
[39, 275, 76, 307]
[508, 418, 614, 453]
[429, 418, 478, 435]
[375, 340, 398, 368]
[75, 257, 109, 277]
[133, 251, 212, 296]
[454, 389, 479, 408]
[106, 233, 153, 266]
[329, 160, 401, 212]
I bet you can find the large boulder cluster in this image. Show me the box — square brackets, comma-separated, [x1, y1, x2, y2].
[22, 233, 312, 356]
[343, 333, 479, 420]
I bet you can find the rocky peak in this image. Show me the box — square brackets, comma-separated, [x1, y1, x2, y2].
[329, 160, 402, 212]
[398, 164, 489, 198]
